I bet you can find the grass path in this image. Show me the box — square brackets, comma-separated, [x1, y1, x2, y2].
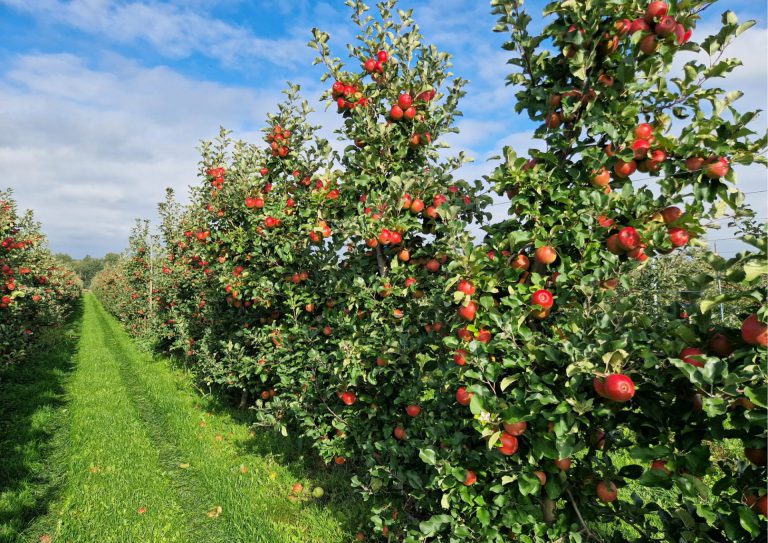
[2, 294, 355, 542]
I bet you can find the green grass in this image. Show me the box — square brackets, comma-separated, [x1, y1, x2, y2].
[3, 294, 361, 542]
[0, 301, 82, 543]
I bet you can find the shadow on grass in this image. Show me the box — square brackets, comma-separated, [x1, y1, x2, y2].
[0, 301, 83, 543]
[192, 385, 370, 535]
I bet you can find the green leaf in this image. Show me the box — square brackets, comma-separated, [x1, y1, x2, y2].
[745, 386, 768, 408]
[618, 465, 644, 480]
[419, 447, 437, 466]
[673, 507, 696, 529]
[744, 260, 768, 282]
[518, 472, 541, 496]
[476, 507, 490, 526]
[500, 375, 518, 391]
[419, 514, 452, 536]
[674, 323, 699, 343]
[738, 506, 760, 536]
[638, 469, 673, 489]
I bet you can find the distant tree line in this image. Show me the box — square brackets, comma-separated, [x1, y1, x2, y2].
[55, 253, 121, 288]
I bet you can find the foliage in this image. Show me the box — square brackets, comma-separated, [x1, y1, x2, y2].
[56, 253, 121, 287]
[0, 189, 82, 365]
[92, 0, 767, 541]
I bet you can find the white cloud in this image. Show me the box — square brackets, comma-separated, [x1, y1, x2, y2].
[0, 52, 282, 256]
[0, 0, 309, 69]
[673, 24, 768, 122]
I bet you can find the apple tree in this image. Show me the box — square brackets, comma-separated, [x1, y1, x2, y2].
[0, 189, 82, 364]
[434, 0, 767, 541]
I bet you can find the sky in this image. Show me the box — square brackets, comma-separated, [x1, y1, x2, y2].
[0, 0, 765, 258]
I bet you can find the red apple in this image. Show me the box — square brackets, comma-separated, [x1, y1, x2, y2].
[639, 34, 658, 55]
[476, 329, 492, 343]
[655, 16, 676, 37]
[594, 377, 608, 398]
[634, 123, 654, 140]
[534, 246, 557, 265]
[617, 226, 641, 251]
[456, 387, 473, 406]
[685, 157, 705, 171]
[614, 159, 637, 178]
[458, 301, 478, 321]
[704, 157, 729, 179]
[457, 328, 473, 342]
[741, 313, 767, 346]
[393, 426, 407, 440]
[668, 227, 689, 247]
[510, 254, 530, 270]
[745, 447, 768, 466]
[628, 247, 648, 262]
[630, 18, 652, 34]
[708, 333, 734, 357]
[632, 139, 651, 159]
[503, 421, 527, 436]
[603, 374, 635, 402]
[531, 289, 554, 309]
[591, 168, 611, 187]
[600, 278, 619, 290]
[457, 280, 475, 296]
[651, 459, 671, 475]
[614, 19, 631, 35]
[425, 259, 441, 272]
[645, 1, 668, 21]
[463, 470, 477, 486]
[545, 112, 562, 129]
[499, 433, 519, 455]
[757, 495, 768, 517]
[453, 349, 468, 366]
[679, 347, 705, 368]
[555, 458, 572, 471]
[596, 481, 618, 503]
[650, 149, 667, 163]
[606, 234, 624, 255]
[661, 206, 682, 225]
[590, 429, 606, 449]
[676, 24, 692, 45]
[341, 391, 357, 405]
[406, 405, 421, 417]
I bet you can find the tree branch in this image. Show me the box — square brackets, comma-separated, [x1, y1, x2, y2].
[566, 488, 603, 542]
[375, 244, 389, 277]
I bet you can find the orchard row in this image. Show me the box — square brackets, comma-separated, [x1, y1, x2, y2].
[93, 1, 766, 541]
[0, 190, 82, 364]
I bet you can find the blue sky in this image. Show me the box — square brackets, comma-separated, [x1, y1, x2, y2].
[0, 0, 765, 258]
